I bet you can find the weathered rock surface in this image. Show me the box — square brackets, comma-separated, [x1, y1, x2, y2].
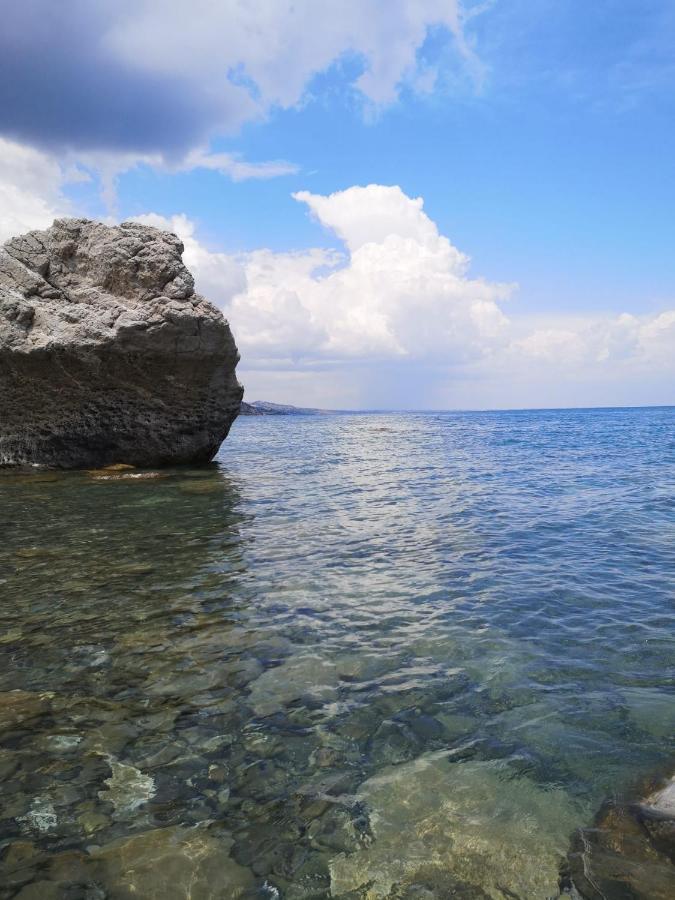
[0, 218, 242, 468]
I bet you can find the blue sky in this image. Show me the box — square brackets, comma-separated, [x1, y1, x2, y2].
[1, 0, 674, 408]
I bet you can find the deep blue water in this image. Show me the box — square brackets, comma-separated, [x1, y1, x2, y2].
[0, 406, 673, 898]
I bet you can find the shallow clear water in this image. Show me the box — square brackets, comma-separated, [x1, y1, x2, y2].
[0, 407, 674, 899]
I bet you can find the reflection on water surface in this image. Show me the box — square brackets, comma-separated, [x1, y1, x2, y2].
[0, 408, 674, 898]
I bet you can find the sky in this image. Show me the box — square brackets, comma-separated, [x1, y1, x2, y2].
[1, 0, 674, 410]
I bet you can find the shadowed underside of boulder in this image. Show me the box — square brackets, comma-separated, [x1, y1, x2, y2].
[0, 218, 243, 468]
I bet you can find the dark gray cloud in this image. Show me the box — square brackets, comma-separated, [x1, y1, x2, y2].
[0, 1, 474, 162]
[0, 1, 246, 157]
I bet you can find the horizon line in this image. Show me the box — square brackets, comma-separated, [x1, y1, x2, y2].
[244, 402, 675, 414]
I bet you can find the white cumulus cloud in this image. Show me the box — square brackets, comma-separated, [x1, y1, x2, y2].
[513, 310, 675, 373]
[137, 184, 675, 407]
[107, 0, 477, 115]
[0, 138, 81, 243]
[140, 185, 514, 365]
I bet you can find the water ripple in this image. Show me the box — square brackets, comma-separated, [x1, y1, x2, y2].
[0, 407, 674, 897]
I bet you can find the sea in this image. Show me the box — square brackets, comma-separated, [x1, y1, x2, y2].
[1, 406, 674, 898]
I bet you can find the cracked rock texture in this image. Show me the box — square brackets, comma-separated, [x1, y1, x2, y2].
[0, 218, 243, 468]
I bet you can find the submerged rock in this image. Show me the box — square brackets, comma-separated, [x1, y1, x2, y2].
[328, 752, 585, 899]
[0, 690, 52, 731]
[567, 774, 675, 899]
[98, 758, 156, 817]
[16, 797, 59, 835]
[247, 654, 340, 717]
[91, 824, 254, 899]
[0, 218, 242, 468]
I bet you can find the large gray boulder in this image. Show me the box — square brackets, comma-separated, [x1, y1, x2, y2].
[0, 218, 243, 468]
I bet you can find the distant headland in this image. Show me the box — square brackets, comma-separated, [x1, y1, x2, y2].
[239, 400, 329, 416]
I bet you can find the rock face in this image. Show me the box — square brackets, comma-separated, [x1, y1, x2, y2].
[0, 218, 242, 468]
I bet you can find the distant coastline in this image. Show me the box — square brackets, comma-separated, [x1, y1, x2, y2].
[239, 400, 329, 416]
[239, 402, 675, 417]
